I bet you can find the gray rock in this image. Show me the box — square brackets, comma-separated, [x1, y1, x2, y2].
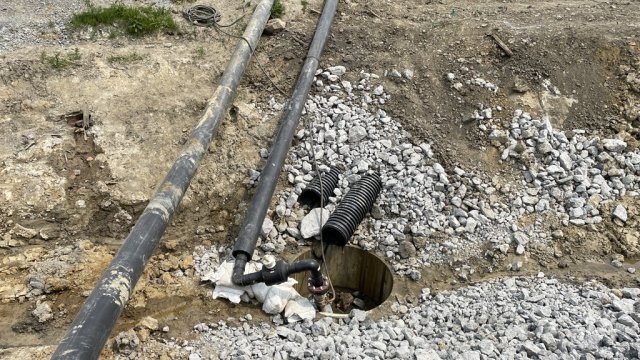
[617, 314, 636, 327]
[513, 232, 529, 245]
[602, 139, 627, 152]
[611, 299, 635, 313]
[113, 330, 140, 355]
[261, 218, 274, 238]
[32, 302, 53, 323]
[478, 340, 496, 355]
[621, 288, 640, 299]
[612, 204, 628, 222]
[350, 309, 367, 322]
[299, 208, 330, 239]
[348, 126, 367, 143]
[459, 350, 481, 360]
[559, 152, 573, 170]
[522, 342, 541, 356]
[264, 19, 286, 35]
[496, 244, 510, 254]
[12, 224, 38, 239]
[398, 241, 417, 259]
[387, 69, 402, 79]
[415, 349, 441, 360]
[512, 261, 523, 271]
[137, 316, 159, 331]
[328, 66, 346, 76]
[402, 69, 414, 80]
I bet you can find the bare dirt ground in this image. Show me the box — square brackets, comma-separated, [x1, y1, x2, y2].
[1, 0, 640, 358]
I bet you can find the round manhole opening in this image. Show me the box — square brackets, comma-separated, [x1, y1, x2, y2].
[292, 245, 394, 313]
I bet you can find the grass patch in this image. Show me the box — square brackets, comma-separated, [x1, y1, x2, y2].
[194, 47, 205, 58]
[69, 48, 82, 61]
[271, 0, 285, 19]
[301, 0, 308, 12]
[41, 48, 82, 69]
[71, 1, 177, 37]
[107, 52, 144, 64]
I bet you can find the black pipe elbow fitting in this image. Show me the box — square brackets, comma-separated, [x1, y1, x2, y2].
[231, 253, 264, 286]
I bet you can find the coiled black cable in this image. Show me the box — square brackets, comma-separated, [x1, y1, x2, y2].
[183, 4, 245, 28]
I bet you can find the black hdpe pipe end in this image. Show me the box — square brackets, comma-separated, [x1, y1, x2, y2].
[322, 173, 382, 246]
[298, 166, 340, 208]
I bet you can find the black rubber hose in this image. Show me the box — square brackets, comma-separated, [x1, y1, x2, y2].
[322, 173, 382, 246]
[298, 166, 340, 208]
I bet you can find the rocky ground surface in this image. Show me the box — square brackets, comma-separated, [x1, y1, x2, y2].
[1, 0, 640, 359]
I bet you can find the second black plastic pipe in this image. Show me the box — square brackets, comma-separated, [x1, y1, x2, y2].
[232, 0, 339, 279]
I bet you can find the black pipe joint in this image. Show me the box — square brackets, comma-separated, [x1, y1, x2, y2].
[298, 166, 340, 208]
[322, 173, 382, 246]
[263, 259, 324, 285]
[261, 260, 292, 286]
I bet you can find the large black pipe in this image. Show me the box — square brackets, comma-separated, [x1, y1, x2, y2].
[51, 1, 275, 358]
[231, 0, 339, 281]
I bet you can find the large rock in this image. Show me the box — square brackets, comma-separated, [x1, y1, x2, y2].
[602, 139, 627, 153]
[137, 316, 159, 331]
[348, 126, 367, 143]
[12, 224, 37, 239]
[261, 218, 274, 238]
[612, 205, 628, 222]
[299, 208, 330, 239]
[398, 241, 417, 259]
[113, 329, 140, 355]
[32, 302, 53, 323]
[264, 19, 286, 35]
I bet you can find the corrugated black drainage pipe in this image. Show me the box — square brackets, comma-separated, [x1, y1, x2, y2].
[322, 173, 382, 246]
[231, 0, 339, 283]
[298, 166, 340, 208]
[51, 1, 275, 359]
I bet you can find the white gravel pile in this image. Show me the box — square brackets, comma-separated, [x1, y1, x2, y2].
[166, 278, 640, 360]
[483, 110, 639, 226]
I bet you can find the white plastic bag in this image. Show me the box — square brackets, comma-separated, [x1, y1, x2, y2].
[262, 279, 299, 314]
[208, 261, 260, 303]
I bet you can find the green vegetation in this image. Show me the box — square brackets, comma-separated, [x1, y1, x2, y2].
[271, 0, 285, 19]
[69, 48, 81, 61]
[71, 1, 177, 37]
[41, 48, 82, 69]
[107, 52, 144, 64]
[195, 47, 205, 58]
[301, 0, 308, 12]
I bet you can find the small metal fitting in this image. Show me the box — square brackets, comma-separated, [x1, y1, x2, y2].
[262, 254, 277, 269]
[307, 275, 330, 295]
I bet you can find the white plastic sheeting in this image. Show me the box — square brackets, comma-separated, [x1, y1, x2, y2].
[203, 260, 316, 322]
